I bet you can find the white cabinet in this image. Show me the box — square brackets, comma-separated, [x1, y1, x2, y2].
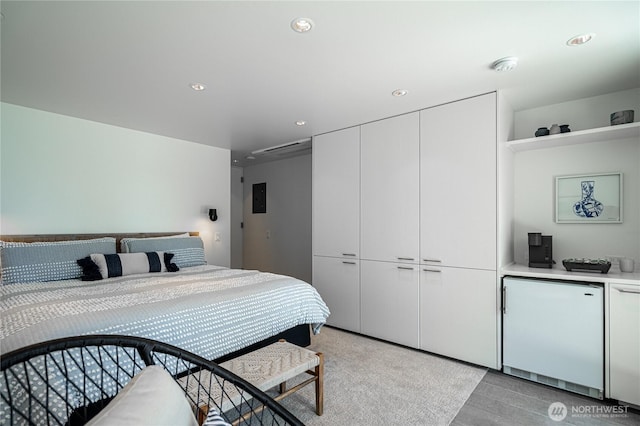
[312, 127, 360, 258]
[312, 256, 360, 332]
[361, 260, 419, 347]
[608, 283, 640, 405]
[418, 93, 499, 368]
[312, 93, 499, 369]
[361, 112, 420, 264]
[312, 126, 361, 333]
[420, 266, 497, 367]
[420, 93, 496, 270]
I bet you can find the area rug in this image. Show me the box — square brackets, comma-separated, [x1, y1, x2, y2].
[276, 326, 487, 425]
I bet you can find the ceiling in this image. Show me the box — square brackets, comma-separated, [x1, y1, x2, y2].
[2, 1, 639, 167]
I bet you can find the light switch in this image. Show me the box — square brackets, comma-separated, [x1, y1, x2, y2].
[266, 230, 271, 239]
[215, 232, 221, 241]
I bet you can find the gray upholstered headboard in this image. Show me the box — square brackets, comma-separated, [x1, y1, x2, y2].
[0, 232, 199, 253]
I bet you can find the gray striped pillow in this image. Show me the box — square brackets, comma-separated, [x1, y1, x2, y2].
[0, 237, 116, 284]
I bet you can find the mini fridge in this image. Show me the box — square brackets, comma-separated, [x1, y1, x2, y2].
[502, 277, 604, 399]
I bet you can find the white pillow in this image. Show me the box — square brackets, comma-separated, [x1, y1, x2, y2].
[87, 365, 197, 426]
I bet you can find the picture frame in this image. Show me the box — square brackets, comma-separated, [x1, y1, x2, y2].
[555, 172, 623, 223]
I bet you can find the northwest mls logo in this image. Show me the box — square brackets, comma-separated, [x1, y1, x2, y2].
[548, 402, 567, 421]
[548, 402, 629, 421]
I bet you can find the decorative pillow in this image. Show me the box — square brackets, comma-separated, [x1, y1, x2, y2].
[78, 252, 179, 280]
[86, 365, 198, 426]
[202, 409, 232, 426]
[0, 237, 116, 284]
[123, 236, 206, 268]
[119, 233, 191, 253]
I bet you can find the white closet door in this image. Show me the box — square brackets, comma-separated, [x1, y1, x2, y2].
[420, 93, 497, 270]
[312, 256, 360, 332]
[361, 112, 419, 263]
[312, 127, 360, 258]
[420, 266, 497, 368]
[361, 260, 419, 347]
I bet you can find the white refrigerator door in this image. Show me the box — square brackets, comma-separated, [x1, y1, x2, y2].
[503, 277, 603, 390]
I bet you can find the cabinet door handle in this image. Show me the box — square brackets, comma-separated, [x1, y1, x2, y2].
[342, 261, 357, 265]
[342, 253, 357, 257]
[615, 287, 640, 294]
[502, 286, 507, 314]
[422, 268, 441, 273]
[397, 266, 415, 270]
[397, 257, 415, 261]
[423, 258, 442, 263]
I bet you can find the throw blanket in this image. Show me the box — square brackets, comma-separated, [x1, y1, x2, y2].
[1, 265, 330, 358]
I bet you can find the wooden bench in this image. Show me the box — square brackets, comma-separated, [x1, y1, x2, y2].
[180, 340, 323, 424]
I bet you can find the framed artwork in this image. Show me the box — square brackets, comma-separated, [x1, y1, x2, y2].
[555, 172, 622, 223]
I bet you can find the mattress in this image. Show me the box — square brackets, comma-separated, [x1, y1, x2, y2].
[0, 265, 330, 359]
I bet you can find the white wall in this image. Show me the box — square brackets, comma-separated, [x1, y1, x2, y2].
[498, 91, 515, 269]
[242, 154, 312, 282]
[1, 103, 231, 267]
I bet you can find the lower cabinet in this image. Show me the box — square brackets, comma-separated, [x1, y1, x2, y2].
[608, 283, 640, 406]
[314, 257, 499, 368]
[420, 266, 498, 368]
[361, 260, 419, 348]
[312, 256, 360, 333]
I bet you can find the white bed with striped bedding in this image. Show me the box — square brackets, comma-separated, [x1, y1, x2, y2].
[1, 265, 330, 359]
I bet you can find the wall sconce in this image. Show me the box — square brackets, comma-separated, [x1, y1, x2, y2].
[208, 209, 218, 221]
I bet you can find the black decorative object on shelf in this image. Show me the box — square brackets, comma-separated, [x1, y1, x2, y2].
[560, 124, 571, 133]
[610, 110, 634, 125]
[535, 127, 549, 137]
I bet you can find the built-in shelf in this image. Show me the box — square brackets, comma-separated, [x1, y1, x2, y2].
[506, 122, 640, 152]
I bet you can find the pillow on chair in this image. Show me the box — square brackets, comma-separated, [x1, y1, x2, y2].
[86, 365, 197, 426]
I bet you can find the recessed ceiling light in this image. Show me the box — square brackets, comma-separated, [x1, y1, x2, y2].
[491, 57, 518, 72]
[295, 120, 306, 126]
[190, 83, 206, 91]
[392, 89, 408, 97]
[291, 18, 313, 33]
[567, 33, 595, 46]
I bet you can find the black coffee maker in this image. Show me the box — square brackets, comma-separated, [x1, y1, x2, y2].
[528, 232, 553, 268]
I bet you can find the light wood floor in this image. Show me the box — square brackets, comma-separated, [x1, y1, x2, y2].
[452, 370, 640, 426]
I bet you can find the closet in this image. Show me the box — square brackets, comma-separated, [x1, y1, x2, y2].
[312, 93, 499, 368]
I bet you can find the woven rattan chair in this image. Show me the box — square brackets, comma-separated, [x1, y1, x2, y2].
[0, 335, 304, 426]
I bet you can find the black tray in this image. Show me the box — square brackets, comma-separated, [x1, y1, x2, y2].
[562, 258, 611, 274]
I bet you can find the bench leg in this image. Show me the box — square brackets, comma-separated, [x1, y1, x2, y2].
[316, 352, 324, 416]
[196, 405, 208, 425]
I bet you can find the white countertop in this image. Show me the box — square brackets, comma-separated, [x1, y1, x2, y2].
[501, 263, 640, 286]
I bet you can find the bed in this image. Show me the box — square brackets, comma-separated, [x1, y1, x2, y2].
[0, 232, 330, 362]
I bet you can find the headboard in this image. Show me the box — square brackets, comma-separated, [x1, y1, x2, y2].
[0, 232, 199, 253]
